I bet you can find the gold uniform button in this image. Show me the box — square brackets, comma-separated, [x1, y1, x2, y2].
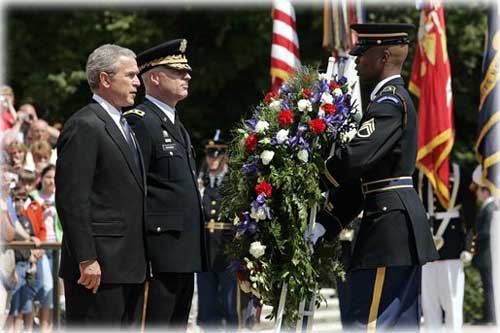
[156, 226, 161, 232]
[382, 206, 387, 211]
[211, 201, 216, 205]
[210, 209, 216, 215]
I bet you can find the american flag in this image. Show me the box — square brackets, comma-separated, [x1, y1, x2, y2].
[270, 0, 301, 93]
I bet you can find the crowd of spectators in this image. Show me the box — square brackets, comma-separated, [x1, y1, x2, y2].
[1, 84, 61, 333]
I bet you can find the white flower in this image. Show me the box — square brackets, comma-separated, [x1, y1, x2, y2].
[318, 73, 330, 81]
[275, 129, 289, 144]
[269, 100, 282, 112]
[255, 120, 270, 133]
[250, 206, 267, 221]
[332, 88, 343, 97]
[260, 150, 275, 165]
[249, 241, 267, 259]
[320, 92, 333, 105]
[297, 149, 309, 163]
[317, 109, 325, 118]
[297, 99, 312, 112]
[259, 137, 271, 145]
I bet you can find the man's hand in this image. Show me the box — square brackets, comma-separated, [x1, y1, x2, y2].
[78, 260, 101, 294]
[29, 236, 41, 247]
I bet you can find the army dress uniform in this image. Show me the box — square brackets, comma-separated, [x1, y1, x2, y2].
[321, 23, 439, 332]
[124, 39, 208, 327]
[196, 161, 239, 329]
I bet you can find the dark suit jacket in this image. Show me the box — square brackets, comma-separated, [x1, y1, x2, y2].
[472, 199, 496, 268]
[125, 99, 208, 273]
[56, 100, 147, 284]
[324, 77, 439, 269]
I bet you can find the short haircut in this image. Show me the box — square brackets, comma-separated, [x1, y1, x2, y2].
[86, 44, 136, 92]
[18, 170, 36, 184]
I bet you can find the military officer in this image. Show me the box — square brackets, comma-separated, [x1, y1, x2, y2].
[124, 39, 208, 329]
[319, 23, 439, 331]
[195, 130, 240, 331]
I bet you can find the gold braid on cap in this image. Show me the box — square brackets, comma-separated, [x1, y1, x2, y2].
[140, 54, 192, 71]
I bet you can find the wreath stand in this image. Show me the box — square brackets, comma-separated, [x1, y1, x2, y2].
[274, 53, 360, 333]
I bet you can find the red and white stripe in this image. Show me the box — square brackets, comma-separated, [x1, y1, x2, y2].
[271, 0, 300, 92]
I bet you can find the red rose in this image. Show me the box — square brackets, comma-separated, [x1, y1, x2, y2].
[322, 103, 336, 115]
[302, 88, 312, 98]
[255, 180, 273, 198]
[330, 80, 341, 91]
[264, 91, 276, 104]
[244, 134, 258, 151]
[277, 110, 294, 127]
[309, 118, 327, 134]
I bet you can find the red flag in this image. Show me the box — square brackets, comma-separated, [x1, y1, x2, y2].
[409, 3, 454, 208]
[270, 0, 300, 93]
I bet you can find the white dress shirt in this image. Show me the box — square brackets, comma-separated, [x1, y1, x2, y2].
[92, 94, 128, 140]
[145, 95, 176, 124]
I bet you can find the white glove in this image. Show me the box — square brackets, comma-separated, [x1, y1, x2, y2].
[304, 223, 326, 245]
[460, 251, 473, 264]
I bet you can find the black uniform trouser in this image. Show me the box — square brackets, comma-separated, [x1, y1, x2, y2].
[145, 272, 194, 329]
[337, 266, 421, 332]
[64, 280, 144, 329]
[478, 265, 496, 323]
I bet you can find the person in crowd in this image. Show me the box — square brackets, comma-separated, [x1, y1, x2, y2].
[318, 23, 439, 331]
[469, 165, 497, 325]
[196, 131, 240, 331]
[5, 141, 29, 174]
[125, 39, 208, 329]
[2, 104, 59, 148]
[55, 43, 146, 327]
[5, 187, 44, 333]
[0, 85, 16, 132]
[419, 163, 468, 332]
[30, 141, 52, 176]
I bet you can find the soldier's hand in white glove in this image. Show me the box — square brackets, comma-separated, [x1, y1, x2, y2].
[460, 250, 473, 265]
[303, 223, 326, 245]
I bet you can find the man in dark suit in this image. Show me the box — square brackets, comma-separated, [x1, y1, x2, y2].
[320, 24, 439, 331]
[470, 165, 497, 325]
[55, 44, 147, 327]
[124, 39, 208, 329]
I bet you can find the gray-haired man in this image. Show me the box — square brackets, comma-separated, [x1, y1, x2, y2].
[55, 44, 147, 327]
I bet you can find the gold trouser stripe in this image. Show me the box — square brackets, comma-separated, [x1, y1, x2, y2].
[367, 267, 386, 333]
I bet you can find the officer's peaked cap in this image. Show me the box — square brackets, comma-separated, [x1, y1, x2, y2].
[137, 38, 191, 73]
[349, 23, 415, 56]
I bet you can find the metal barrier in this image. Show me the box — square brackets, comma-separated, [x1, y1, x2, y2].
[3, 241, 62, 328]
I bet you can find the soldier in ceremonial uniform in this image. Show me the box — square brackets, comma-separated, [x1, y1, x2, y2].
[124, 39, 208, 329]
[196, 131, 240, 331]
[419, 163, 469, 332]
[319, 23, 439, 331]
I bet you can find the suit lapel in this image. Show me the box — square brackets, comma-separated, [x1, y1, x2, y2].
[143, 100, 186, 148]
[89, 101, 144, 191]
